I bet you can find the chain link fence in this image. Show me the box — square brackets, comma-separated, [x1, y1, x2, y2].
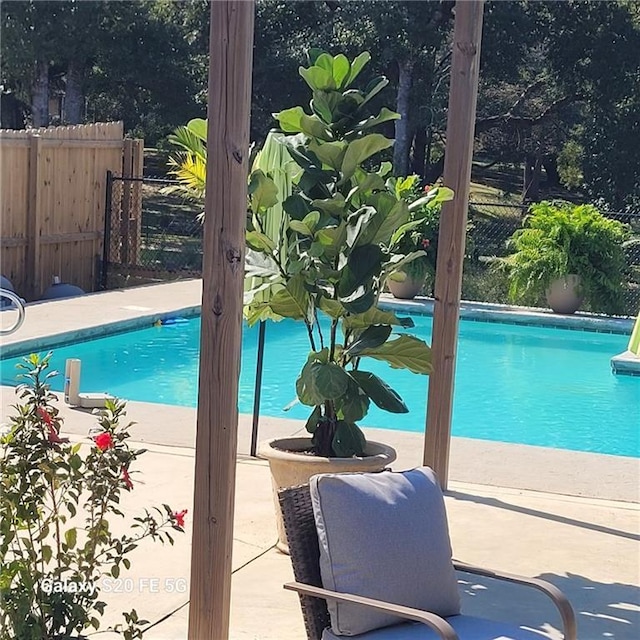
[103, 175, 203, 289]
[462, 202, 640, 316]
[103, 178, 640, 316]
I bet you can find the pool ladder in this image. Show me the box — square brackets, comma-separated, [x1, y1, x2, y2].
[0, 289, 25, 335]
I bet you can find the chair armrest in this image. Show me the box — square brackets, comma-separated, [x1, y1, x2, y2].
[284, 581, 458, 640]
[453, 561, 577, 640]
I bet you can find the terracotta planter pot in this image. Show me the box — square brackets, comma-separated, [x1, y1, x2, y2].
[545, 274, 584, 314]
[258, 437, 397, 553]
[387, 274, 425, 300]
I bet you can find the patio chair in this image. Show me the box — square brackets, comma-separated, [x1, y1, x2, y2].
[278, 467, 577, 640]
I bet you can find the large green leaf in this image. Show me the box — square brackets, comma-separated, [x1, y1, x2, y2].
[362, 76, 390, 107]
[332, 421, 366, 457]
[299, 65, 336, 91]
[313, 362, 351, 399]
[268, 276, 311, 321]
[246, 230, 276, 253]
[408, 186, 454, 211]
[349, 370, 408, 413]
[309, 140, 347, 171]
[318, 298, 345, 319]
[341, 134, 393, 180]
[346, 206, 377, 248]
[344, 51, 371, 87]
[345, 325, 392, 356]
[370, 200, 411, 246]
[248, 170, 279, 214]
[312, 193, 346, 217]
[244, 251, 281, 279]
[358, 334, 433, 374]
[335, 380, 370, 423]
[333, 54, 351, 88]
[283, 194, 312, 220]
[187, 118, 208, 142]
[339, 285, 376, 314]
[342, 307, 414, 330]
[353, 107, 400, 133]
[276, 106, 332, 140]
[296, 362, 324, 406]
[289, 220, 312, 236]
[337, 244, 384, 297]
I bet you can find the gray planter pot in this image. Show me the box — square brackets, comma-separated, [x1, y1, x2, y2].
[387, 274, 425, 300]
[545, 274, 584, 314]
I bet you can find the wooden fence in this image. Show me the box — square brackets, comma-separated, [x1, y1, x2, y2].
[0, 122, 143, 300]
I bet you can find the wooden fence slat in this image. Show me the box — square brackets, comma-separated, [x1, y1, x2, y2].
[26, 135, 43, 298]
[0, 121, 140, 299]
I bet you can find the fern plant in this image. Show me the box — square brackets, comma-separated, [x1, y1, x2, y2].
[497, 201, 629, 314]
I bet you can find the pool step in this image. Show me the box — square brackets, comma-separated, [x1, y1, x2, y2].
[611, 350, 640, 376]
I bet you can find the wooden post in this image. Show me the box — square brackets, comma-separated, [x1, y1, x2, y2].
[424, 0, 484, 489]
[187, 2, 254, 639]
[26, 134, 43, 299]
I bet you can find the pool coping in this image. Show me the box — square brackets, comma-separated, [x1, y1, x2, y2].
[1, 286, 633, 359]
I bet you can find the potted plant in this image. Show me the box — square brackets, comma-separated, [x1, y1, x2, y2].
[386, 179, 452, 299]
[244, 50, 447, 549]
[0, 353, 186, 639]
[496, 201, 629, 314]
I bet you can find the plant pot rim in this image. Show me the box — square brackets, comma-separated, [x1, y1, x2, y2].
[258, 437, 397, 466]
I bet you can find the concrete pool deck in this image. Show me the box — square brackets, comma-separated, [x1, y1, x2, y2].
[1, 280, 639, 638]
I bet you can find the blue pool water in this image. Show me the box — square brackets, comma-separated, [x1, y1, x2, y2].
[1, 316, 638, 457]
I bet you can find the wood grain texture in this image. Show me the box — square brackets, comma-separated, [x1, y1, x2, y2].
[0, 122, 131, 298]
[187, 2, 254, 639]
[424, 0, 484, 488]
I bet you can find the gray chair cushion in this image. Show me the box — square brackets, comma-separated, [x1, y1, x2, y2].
[310, 467, 461, 637]
[321, 615, 550, 640]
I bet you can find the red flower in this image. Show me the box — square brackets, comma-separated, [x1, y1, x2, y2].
[37, 406, 54, 427]
[421, 238, 430, 249]
[38, 406, 69, 444]
[172, 509, 188, 528]
[94, 432, 114, 451]
[122, 467, 134, 490]
[423, 184, 432, 193]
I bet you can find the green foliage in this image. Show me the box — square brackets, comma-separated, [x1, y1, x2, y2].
[497, 201, 629, 314]
[165, 118, 208, 203]
[245, 51, 436, 458]
[0, 354, 186, 639]
[557, 139, 584, 189]
[387, 176, 453, 282]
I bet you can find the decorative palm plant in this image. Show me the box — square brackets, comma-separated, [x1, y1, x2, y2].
[244, 50, 451, 457]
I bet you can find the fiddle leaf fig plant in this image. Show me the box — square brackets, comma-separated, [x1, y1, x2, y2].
[245, 50, 451, 457]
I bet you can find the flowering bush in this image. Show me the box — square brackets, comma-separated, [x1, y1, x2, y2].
[388, 175, 453, 282]
[0, 353, 186, 640]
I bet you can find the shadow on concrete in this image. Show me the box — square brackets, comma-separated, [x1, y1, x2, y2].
[447, 490, 640, 542]
[458, 570, 640, 639]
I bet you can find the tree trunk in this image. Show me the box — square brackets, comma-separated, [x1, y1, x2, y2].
[522, 153, 542, 202]
[64, 60, 85, 124]
[543, 155, 560, 188]
[426, 155, 445, 183]
[393, 58, 414, 177]
[31, 60, 49, 128]
[411, 126, 427, 178]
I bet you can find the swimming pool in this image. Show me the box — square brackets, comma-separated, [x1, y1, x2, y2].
[1, 315, 638, 457]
